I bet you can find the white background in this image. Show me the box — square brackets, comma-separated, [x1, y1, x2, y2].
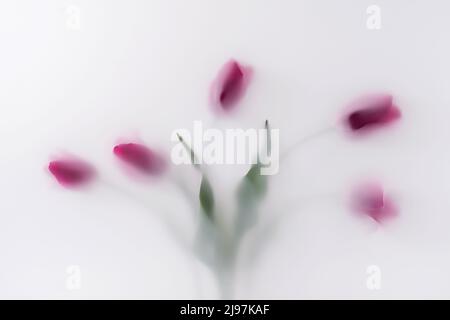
[1, 0, 450, 299]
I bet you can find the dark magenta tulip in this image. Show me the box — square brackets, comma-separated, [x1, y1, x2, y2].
[210, 59, 251, 112]
[344, 94, 401, 132]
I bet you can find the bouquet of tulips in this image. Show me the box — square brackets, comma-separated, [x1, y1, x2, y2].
[48, 59, 401, 298]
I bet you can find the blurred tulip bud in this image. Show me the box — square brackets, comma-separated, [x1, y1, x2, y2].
[48, 157, 96, 188]
[351, 181, 397, 223]
[113, 143, 166, 175]
[344, 94, 401, 133]
[210, 59, 251, 112]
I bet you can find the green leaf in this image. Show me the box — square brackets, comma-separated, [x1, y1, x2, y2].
[177, 133, 200, 169]
[242, 120, 270, 200]
[199, 175, 214, 220]
[234, 120, 271, 238]
[243, 163, 267, 199]
[236, 163, 267, 223]
[265, 119, 271, 157]
[234, 164, 266, 238]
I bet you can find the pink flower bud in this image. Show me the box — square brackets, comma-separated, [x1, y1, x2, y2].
[113, 143, 166, 175]
[351, 182, 397, 223]
[344, 94, 401, 133]
[48, 157, 96, 188]
[210, 59, 252, 112]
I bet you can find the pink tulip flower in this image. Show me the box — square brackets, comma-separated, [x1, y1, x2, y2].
[344, 94, 401, 133]
[351, 181, 397, 223]
[48, 157, 96, 188]
[210, 59, 252, 112]
[113, 143, 166, 176]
